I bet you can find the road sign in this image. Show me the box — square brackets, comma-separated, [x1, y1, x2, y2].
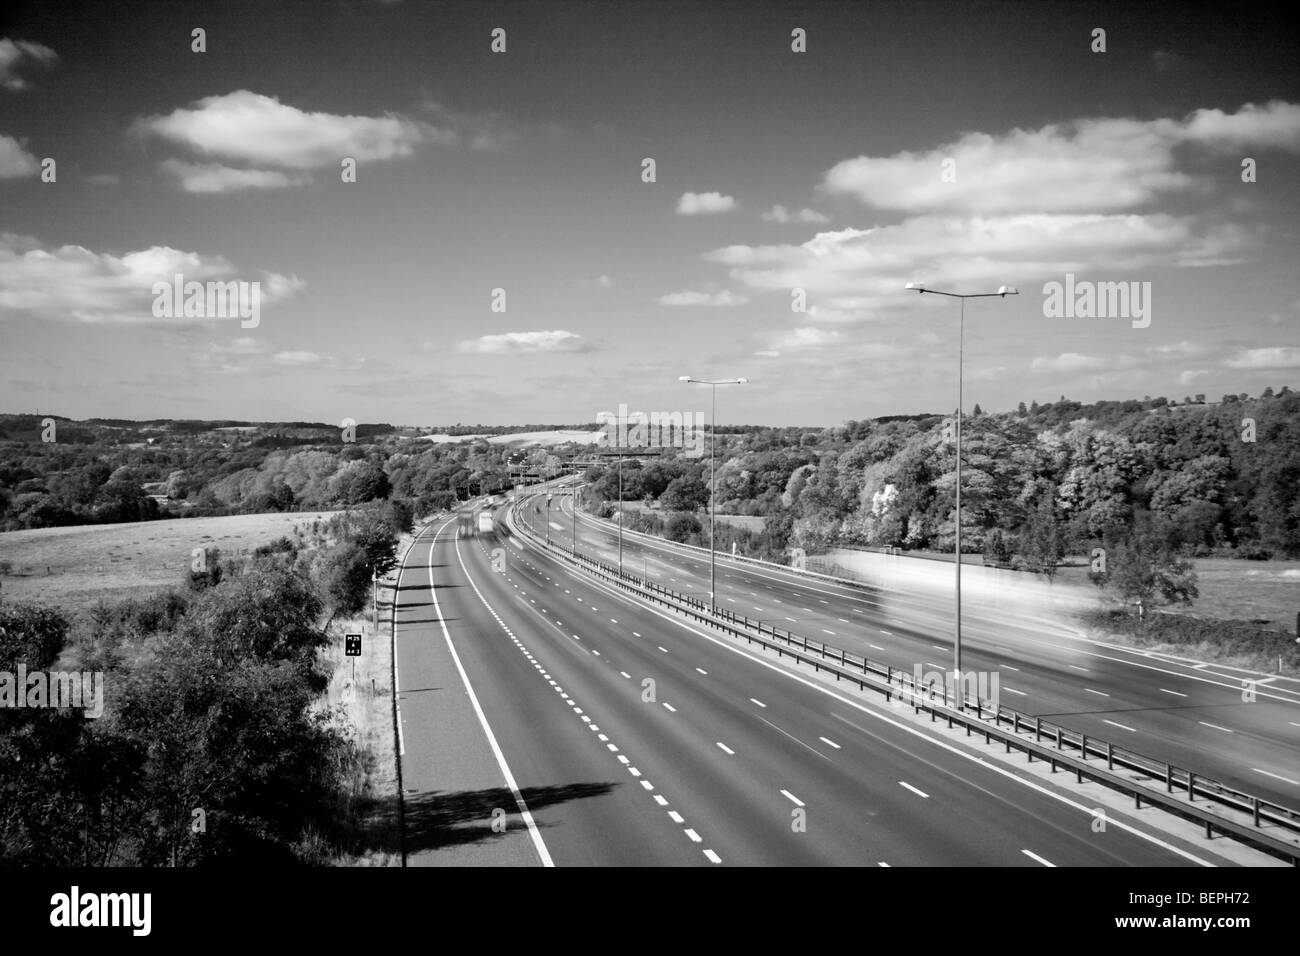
[346, 634, 362, 657]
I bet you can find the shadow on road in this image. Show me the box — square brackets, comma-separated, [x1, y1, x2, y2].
[401, 781, 620, 854]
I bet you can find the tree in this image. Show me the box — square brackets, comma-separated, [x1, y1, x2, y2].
[660, 475, 709, 512]
[1019, 498, 1064, 578]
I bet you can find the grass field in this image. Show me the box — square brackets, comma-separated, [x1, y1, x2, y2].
[0, 511, 341, 610]
[1053, 557, 1300, 634]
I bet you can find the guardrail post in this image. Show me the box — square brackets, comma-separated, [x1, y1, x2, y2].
[1166, 765, 1173, 793]
[1056, 726, 1062, 750]
[1253, 797, 1260, 828]
[1035, 716, 1041, 743]
[1188, 771, 1195, 802]
[1107, 742, 1113, 770]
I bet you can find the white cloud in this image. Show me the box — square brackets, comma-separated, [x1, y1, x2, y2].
[273, 351, 323, 366]
[821, 101, 1300, 216]
[0, 133, 38, 177]
[1031, 353, 1111, 373]
[0, 39, 57, 92]
[1223, 346, 1300, 370]
[704, 214, 1244, 324]
[1181, 101, 1300, 151]
[457, 330, 590, 354]
[160, 159, 309, 194]
[763, 204, 828, 224]
[677, 191, 737, 215]
[0, 232, 304, 323]
[136, 90, 438, 170]
[656, 289, 748, 307]
[767, 327, 843, 350]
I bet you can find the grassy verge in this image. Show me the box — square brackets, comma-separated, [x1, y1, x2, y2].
[1080, 607, 1300, 675]
[309, 607, 401, 866]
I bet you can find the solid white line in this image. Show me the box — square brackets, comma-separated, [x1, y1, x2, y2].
[437, 525, 553, 867]
[819, 736, 841, 749]
[1022, 849, 1055, 867]
[1104, 719, 1137, 733]
[780, 789, 805, 807]
[899, 781, 929, 798]
[716, 742, 734, 755]
[1198, 721, 1234, 734]
[1252, 768, 1300, 785]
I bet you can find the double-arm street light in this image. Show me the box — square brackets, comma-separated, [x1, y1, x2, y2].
[678, 376, 748, 608]
[904, 283, 1018, 686]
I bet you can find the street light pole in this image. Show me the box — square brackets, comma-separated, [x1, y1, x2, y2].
[679, 375, 748, 608]
[904, 283, 1017, 688]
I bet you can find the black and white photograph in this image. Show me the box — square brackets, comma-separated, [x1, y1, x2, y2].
[0, 0, 1296, 938]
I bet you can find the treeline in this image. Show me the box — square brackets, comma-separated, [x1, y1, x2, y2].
[0, 419, 564, 531]
[580, 387, 1300, 605]
[0, 503, 411, 865]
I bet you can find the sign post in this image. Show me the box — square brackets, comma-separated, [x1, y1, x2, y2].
[346, 633, 361, 683]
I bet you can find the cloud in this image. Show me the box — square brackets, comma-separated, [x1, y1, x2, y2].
[136, 90, 439, 171]
[0, 133, 38, 177]
[160, 158, 309, 194]
[762, 204, 828, 224]
[1031, 353, 1112, 373]
[676, 191, 737, 215]
[0, 39, 57, 92]
[1180, 101, 1300, 152]
[821, 101, 1300, 216]
[456, 330, 591, 354]
[656, 289, 748, 307]
[0, 232, 304, 323]
[272, 350, 323, 366]
[1222, 346, 1300, 370]
[703, 212, 1246, 324]
[766, 327, 843, 351]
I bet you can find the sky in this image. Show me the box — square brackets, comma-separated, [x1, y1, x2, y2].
[1, 0, 1298, 427]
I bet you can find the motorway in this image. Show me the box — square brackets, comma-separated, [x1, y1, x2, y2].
[390, 495, 1268, 866]
[533, 488, 1300, 813]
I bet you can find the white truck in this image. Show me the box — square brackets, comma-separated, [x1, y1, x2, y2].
[477, 510, 494, 534]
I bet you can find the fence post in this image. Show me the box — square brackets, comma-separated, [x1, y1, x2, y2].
[1107, 742, 1114, 771]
